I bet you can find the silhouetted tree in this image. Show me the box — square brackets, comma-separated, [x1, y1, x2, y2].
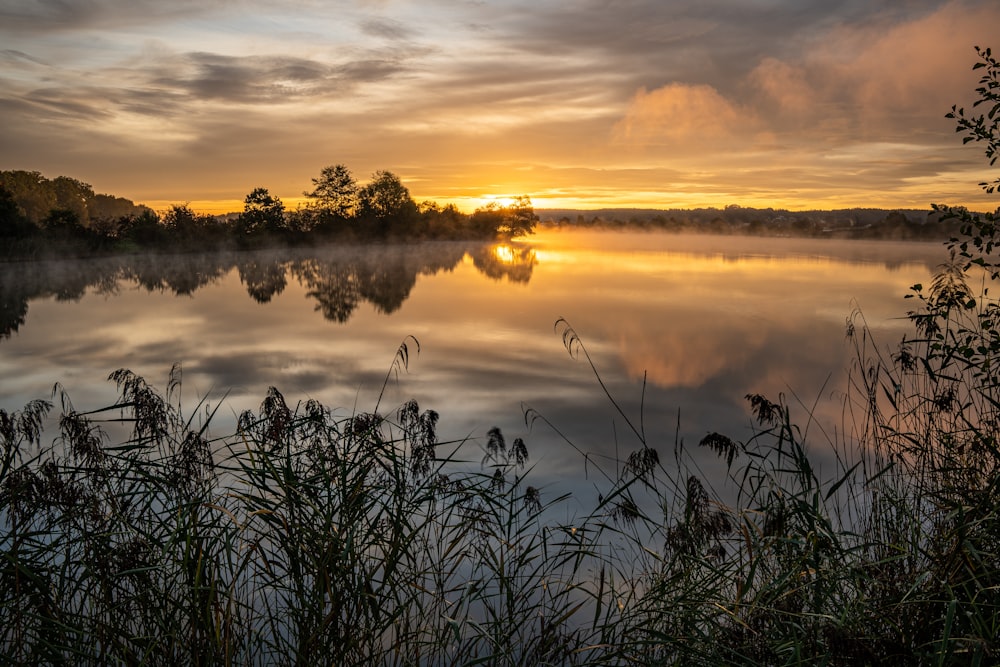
[163, 204, 199, 239]
[469, 203, 504, 237]
[0, 185, 32, 238]
[90, 193, 151, 222]
[43, 208, 87, 240]
[119, 210, 164, 247]
[357, 170, 418, 236]
[497, 195, 538, 238]
[304, 164, 358, 235]
[51, 176, 94, 225]
[162, 204, 224, 248]
[239, 187, 286, 238]
[0, 170, 56, 224]
[470, 196, 538, 238]
[419, 201, 468, 238]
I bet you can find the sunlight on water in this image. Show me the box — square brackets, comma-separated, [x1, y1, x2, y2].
[492, 244, 516, 264]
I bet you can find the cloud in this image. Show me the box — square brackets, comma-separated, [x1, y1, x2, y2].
[746, 58, 816, 120]
[613, 83, 758, 146]
[823, 3, 997, 133]
[0, 0, 225, 32]
[0, 49, 50, 66]
[603, 0, 1000, 210]
[787, 3, 994, 133]
[0, 0, 996, 211]
[613, 1, 999, 144]
[22, 88, 117, 120]
[151, 53, 340, 103]
[358, 17, 413, 40]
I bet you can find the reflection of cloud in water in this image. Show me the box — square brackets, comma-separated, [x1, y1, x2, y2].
[616, 318, 771, 389]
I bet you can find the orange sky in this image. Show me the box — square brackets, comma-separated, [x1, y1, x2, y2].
[1, 0, 998, 214]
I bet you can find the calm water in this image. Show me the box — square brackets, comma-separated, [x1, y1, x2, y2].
[0, 230, 949, 502]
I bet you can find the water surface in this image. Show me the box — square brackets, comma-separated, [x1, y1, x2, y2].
[0, 230, 949, 502]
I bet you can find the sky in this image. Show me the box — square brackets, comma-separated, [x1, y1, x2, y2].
[1, 0, 998, 214]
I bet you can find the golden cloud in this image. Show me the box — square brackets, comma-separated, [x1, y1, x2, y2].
[747, 57, 815, 120]
[616, 1, 1000, 153]
[769, 1, 998, 143]
[612, 82, 758, 146]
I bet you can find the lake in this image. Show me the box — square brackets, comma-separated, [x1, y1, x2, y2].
[0, 229, 949, 506]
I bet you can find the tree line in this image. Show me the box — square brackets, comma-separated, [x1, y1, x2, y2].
[539, 204, 986, 240]
[0, 166, 539, 258]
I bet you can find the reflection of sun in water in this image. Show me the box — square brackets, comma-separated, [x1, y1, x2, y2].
[493, 244, 515, 263]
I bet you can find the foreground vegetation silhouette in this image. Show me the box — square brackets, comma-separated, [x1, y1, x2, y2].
[2, 47, 1000, 665]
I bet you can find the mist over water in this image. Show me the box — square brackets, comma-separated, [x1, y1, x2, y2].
[0, 230, 949, 502]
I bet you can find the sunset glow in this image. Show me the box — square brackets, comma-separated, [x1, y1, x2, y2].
[1, 1, 997, 213]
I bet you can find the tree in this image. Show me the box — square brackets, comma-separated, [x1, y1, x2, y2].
[304, 164, 358, 219]
[419, 201, 468, 238]
[239, 187, 286, 236]
[163, 204, 198, 235]
[470, 196, 539, 238]
[51, 176, 94, 225]
[90, 193, 151, 221]
[162, 204, 222, 247]
[0, 185, 32, 238]
[497, 195, 538, 238]
[0, 170, 56, 224]
[947, 46, 1000, 196]
[939, 47, 999, 275]
[0, 171, 149, 236]
[119, 210, 163, 246]
[356, 170, 418, 236]
[42, 208, 88, 241]
[469, 202, 505, 237]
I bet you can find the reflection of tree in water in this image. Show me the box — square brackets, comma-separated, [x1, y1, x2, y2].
[292, 260, 360, 324]
[0, 259, 122, 338]
[0, 240, 537, 337]
[237, 258, 288, 304]
[471, 243, 537, 283]
[290, 244, 469, 322]
[123, 255, 228, 296]
[0, 255, 232, 338]
[359, 263, 412, 314]
[0, 279, 28, 339]
[356, 246, 426, 314]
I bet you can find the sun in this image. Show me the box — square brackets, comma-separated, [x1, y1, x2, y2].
[472, 195, 518, 210]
